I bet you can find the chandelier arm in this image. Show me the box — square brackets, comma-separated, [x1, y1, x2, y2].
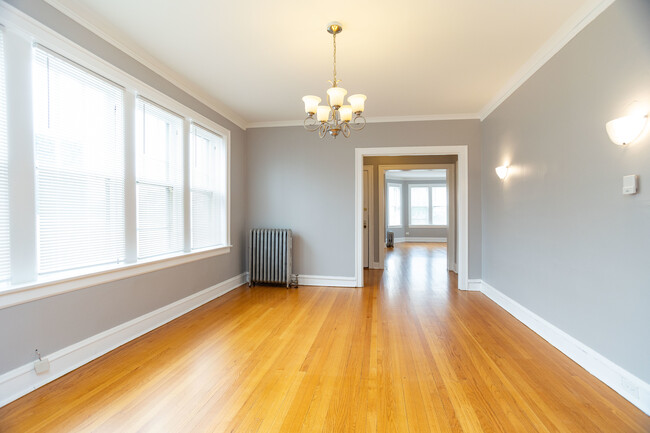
[342, 123, 351, 138]
[318, 123, 328, 138]
[304, 116, 320, 131]
[349, 115, 366, 131]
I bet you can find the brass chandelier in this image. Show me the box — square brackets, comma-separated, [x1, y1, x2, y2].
[302, 22, 367, 138]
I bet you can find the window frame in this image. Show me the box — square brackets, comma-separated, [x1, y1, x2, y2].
[408, 183, 448, 228]
[0, 14, 232, 309]
[386, 182, 403, 228]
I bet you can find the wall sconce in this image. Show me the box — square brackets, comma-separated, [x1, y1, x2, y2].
[606, 111, 648, 146]
[495, 165, 509, 180]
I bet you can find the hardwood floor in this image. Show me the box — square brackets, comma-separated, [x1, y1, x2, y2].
[1, 243, 647, 432]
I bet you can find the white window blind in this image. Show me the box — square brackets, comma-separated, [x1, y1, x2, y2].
[387, 184, 401, 227]
[432, 186, 448, 225]
[136, 98, 184, 259]
[410, 186, 430, 225]
[33, 47, 125, 274]
[190, 124, 226, 250]
[0, 32, 9, 283]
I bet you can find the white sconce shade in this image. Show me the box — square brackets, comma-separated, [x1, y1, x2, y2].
[606, 114, 648, 145]
[348, 94, 367, 113]
[495, 165, 509, 180]
[327, 87, 347, 108]
[317, 105, 331, 122]
[340, 105, 353, 122]
[302, 95, 321, 114]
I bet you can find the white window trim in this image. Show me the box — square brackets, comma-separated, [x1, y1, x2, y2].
[386, 182, 402, 228]
[0, 6, 232, 309]
[408, 183, 448, 228]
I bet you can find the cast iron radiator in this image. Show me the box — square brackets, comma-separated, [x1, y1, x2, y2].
[249, 229, 293, 288]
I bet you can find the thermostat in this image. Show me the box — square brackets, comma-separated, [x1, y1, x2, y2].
[623, 175, 638, 195]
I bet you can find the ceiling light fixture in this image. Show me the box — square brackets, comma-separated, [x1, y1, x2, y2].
[606, 113, 648, 146]
[495, 165, 509, 180]
[302, 22, 367, 138]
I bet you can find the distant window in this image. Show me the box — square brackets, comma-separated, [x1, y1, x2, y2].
[387, 183, 402, 227]
[409, 184, 448, 226]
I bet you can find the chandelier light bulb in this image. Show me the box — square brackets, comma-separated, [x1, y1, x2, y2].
[340, 105, 353, 122]
[316, 105, 331, 122]
[302, 95, 321, 115]
[348, 94, 367, 114]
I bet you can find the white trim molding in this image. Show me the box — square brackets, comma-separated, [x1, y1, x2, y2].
[0, 272, 248, 408]
[479, 0, 616, 120]
[394, 237, 447, 243]
[248, 113, 480, 129]
[297, 275, 357, 288]
[466, 279, 483, 291]
[478, 280, 650, 415]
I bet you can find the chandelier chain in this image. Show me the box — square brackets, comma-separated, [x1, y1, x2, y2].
[332, 32, 337, 86]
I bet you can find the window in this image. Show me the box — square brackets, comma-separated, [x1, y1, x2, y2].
[33, 47, 125, 274]
[387, 183, 402, 227]
[190, 124, 227, 250]
[136, 98, 184, 259]
[409, 184, 448, 226]
[0, 31, 8, 283]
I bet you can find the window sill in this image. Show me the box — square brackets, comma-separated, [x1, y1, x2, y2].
[0, 245, 232, 310]
[387, 225, 403, 229]
[408, 225, 448, 228]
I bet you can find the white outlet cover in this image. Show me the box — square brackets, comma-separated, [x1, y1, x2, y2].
[34, 358, 50, 374]
[623, 175, 638, 195]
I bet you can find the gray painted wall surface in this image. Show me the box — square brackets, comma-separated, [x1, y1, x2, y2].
[247, 121, 481, 278]
[481, 0, 650, 382]
[0, 0, 247, 374]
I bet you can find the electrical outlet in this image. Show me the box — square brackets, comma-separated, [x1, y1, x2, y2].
[34, 358, 50, 374]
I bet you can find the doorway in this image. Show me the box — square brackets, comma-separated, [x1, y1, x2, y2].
[355, 146, 469, 290]
[362, 165, 374, 268]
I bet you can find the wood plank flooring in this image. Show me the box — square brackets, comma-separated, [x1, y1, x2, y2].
[0, 243, 647, 432]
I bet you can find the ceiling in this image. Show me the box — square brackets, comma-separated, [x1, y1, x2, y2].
[386, 169, 446, 181]
[44, 0, 605, 128]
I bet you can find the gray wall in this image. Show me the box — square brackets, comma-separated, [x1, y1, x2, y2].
[0, 0, 247, 374]
[481, 0, 650, 383]
[247, 120, 481, 278]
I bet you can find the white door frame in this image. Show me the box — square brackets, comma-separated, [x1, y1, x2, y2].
[354, 146, 469, 291]
[362, 165, 374, 269]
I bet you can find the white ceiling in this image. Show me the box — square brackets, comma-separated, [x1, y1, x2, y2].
[386, 169, 446, 181]
[44, 0, 606, 128]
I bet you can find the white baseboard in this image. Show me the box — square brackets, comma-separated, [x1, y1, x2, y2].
[297, 275, 357, 288]
[0, 272, 248, 408]
[479, 280, 649, 415]
[394, 237, 447, 243]
[371, 262, 382, 270]
[466, 279, 483, 291]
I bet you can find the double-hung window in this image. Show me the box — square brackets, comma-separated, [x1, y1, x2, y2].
[135, 98, 184, 259]
[190, 124, 227, 250]
[0, 31, 8, 283]
[409, 184, 448, 226]
[387, 183, 402, 227]
[33, 47, 125, 274]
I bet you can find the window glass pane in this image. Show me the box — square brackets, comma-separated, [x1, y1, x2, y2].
[388, 184, 401, 226]
[190, 124, 226, 250]
[0, 32, 8, 283]
[432, 186, 448, 225]
[410, 186, 429, 225]
[136, 98, 184, 259]
[33, 47, 125, 274]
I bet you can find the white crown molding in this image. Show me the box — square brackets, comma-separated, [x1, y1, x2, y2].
[478, 0, 616, 121]
[0, 272, 247, 408]
[479, 279, 650, 415]
[41, 0, 248, 130]
[247, 113, 480, 129]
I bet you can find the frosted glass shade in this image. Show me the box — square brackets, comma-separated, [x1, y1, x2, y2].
[327, 87, 347, 107]
[348, 94, 367, 113]
[317, 105, 331, 122]
[340, 105, 353, 122]
[606, 114, 648, 145]
[495, 165, 509, 180]
[302, 95, 321, 114]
